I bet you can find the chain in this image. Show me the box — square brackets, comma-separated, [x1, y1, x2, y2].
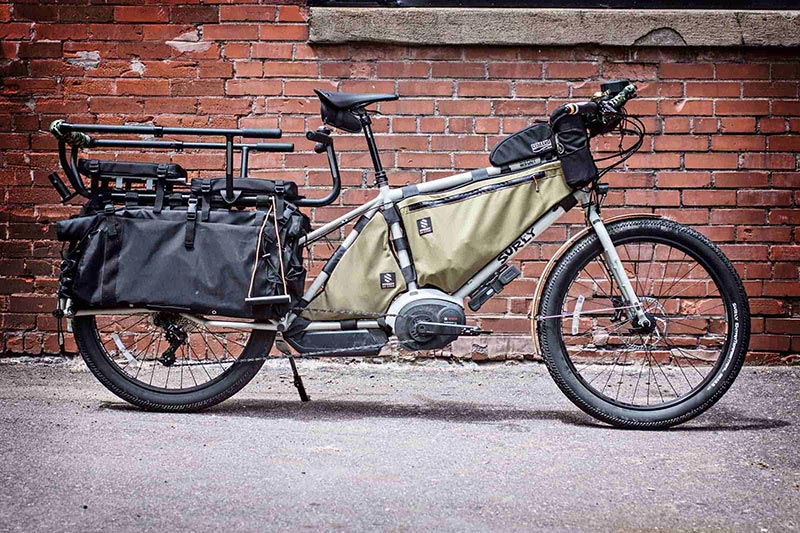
[174, 302, 640, 365]
[103, 301, 645, 367]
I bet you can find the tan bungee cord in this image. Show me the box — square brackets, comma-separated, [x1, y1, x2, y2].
[247, 197, 288, 301]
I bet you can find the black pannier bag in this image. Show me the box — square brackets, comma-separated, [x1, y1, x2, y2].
[489, 122, 556, 167]
[78, 159, 190, 213]
[551, 114, 598, 188]
[190, 177, 301, 212]
[56, 197, 309, 320]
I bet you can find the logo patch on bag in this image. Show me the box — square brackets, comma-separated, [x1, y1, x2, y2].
[529, 139, 553, 154]
[380, 272, 396, 290]
[416, 217, 433, 236]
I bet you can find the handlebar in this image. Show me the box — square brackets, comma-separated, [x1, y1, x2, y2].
[549, 81, 637, 136]
[295, 128, 341, 207]
[51, 121, 282, 141]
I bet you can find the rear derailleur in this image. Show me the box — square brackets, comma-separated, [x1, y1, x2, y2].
[153, 313, 187, 367]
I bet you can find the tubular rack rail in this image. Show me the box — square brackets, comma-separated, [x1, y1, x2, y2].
[50, 122, 343, 208]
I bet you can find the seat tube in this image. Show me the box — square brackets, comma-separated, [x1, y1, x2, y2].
[587, 207, 650, 327]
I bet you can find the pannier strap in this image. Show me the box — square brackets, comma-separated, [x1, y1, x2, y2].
[153, 164, 168, 213]
[184, 198, 198, 249]
[102, 204, 120, 306]
[199, 181, 211, 221]
[400, 265, 416, 285]
[125, 191, 138, 208]
[87, 160, 100, 177]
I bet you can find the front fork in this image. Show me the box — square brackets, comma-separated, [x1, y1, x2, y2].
[586, 205, 651, 329]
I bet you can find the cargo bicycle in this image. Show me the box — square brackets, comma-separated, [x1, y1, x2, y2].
[48, 80, 750, 428]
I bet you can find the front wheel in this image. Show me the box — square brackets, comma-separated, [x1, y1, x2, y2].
[537, 218, 749, 429]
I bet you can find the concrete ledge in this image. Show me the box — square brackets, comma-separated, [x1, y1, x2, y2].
[309, 8, 800, 47]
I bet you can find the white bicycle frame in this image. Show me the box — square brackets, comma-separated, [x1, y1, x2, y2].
[72, 159, 650, 332]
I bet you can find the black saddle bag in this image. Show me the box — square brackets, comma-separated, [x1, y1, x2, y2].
[56, 199, 309, 320]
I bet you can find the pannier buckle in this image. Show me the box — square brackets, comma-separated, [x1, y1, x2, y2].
[156, 163, 168, 180]
[186, 198, 198, 221]
[274, 182, 285, 195]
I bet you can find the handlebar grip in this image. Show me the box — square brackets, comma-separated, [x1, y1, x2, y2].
[238, 128, 282, 139]
[549, 101, 599, 124]
[607, 84, 637, 110]
[49, 120, 93, 148]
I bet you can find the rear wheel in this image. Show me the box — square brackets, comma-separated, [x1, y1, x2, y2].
[73, 311, 274, 411]
[537, 218, 749, 429]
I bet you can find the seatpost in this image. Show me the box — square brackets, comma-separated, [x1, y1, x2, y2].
[359, 112, 388, 188]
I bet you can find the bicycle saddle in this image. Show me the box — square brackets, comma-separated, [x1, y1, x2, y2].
[314, 90, 398, 133]
[314, 90, 398, 110]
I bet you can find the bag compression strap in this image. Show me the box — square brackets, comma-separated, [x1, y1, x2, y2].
[184, 198, 198, 250]
[101, 205, 121, 306]
[153, 163, 168, 214]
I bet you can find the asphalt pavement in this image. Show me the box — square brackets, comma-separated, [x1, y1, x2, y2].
[0, 359, 798, 532]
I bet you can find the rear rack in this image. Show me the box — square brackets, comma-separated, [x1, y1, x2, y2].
[49, 121, 294, 205]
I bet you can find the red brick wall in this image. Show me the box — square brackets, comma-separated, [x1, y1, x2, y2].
[1, 2, 798, 361]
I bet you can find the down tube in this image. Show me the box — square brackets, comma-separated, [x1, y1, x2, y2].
[453, 194, 580, 300]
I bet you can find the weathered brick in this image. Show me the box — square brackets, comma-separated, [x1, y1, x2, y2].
[114, 6, 168, 23]
[220, 6, 275, 22]
[203, 24, 259, 41]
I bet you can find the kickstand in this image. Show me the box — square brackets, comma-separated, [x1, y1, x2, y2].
[288, 357, 310, 402]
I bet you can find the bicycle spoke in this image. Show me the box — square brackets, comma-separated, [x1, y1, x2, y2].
[556, 232, 734, 410]
[89, 312, 253, 392]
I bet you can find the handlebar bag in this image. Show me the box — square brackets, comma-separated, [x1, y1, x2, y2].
[56, 202, 308, 320]
[302, 215, 405, 320]
[552, 114, 598, 188]
[397, 160, 573, 293]
[489, 122, 556, 167]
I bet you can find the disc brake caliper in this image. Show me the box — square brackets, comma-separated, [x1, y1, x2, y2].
[610, 296, 625, 323]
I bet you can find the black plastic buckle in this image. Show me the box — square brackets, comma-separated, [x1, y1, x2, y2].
[156, 163, 168, 180]
[186, 198, 198, 221]
[274, 182, 286, 195]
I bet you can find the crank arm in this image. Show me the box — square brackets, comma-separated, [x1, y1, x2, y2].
[416, 322, 492, 336]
